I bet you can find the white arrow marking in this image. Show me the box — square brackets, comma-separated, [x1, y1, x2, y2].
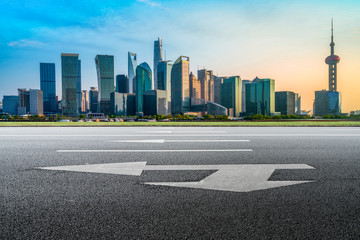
[38, 162, 314, 192]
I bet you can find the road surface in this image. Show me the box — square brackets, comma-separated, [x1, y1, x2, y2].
[1, 127, 359, 239]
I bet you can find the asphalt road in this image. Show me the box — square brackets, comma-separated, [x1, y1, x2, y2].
[1, 127, 360, 239]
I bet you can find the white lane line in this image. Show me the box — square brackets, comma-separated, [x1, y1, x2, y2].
[2, 134, 360, 137]
[110, 139, 165, 143]
[166, 140, 250, 142]
[109, 139, 250, 143]
[56, 149, 253, 153]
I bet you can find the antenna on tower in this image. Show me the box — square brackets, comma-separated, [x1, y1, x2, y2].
[331, 18, 334, 42]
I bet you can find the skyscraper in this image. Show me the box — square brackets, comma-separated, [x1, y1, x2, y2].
[116, 74, 129, 93]
[275, 91, 296, 115]
[198, 69, 214, 102]
[61, 53, 79, 117]
[153, 37, 163, 90]
[2, 96, 18, 115]
[128, 52, 137, 94]
[95, 55, 114, 115]
[81, 90, 89, 113]
[245, 77, 275, 116]
[241, 80, 251, 113]
[220, 76, 242, 117]
[40, 63, 56, 113]
[30, 89, 43, 115]
[89, 87, 98, 113]
[76, 60, 82, 114]
[171, 56, 190, 115]
[135, 62, 152, 115]
[189, 72, 201, 99]
[17, 88, 30, 115]
[157, 60, 172, 112]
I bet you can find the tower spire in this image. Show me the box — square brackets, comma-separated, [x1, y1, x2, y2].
[330, 18, 335, 55]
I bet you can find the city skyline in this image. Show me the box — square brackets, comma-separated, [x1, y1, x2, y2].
[0, 0, 360, 112]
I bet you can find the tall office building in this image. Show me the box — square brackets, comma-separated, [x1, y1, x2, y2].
[157, 60, 172, 112]
[116, 74, 129, 93]
[81, 90, 89, 113]
[143, 90, 168, 116]
[275, 91, 296, 115]
[294, 93, 301, 115]
[245, 77, 275, 116]
[314, 20, 342, 116]
[198, 69, 214, 102]
[153, 37, 163, 90]
[2, 96, 18, 115]
[220, 76, 242, 117]
[241, 80, 251, 113]
[213, 76, 222, 104]
[89, 87, 98, 113]
[76, 60, 82, 114]
[171, 56, 190, 115]
[189, 72, 201, 98]
[128, 52, 137, 93]
[135, 62, 152, 115]
[40, 63, 56, 113]
[30, 89, 43, 115]
[314, 90, 341, 116]
[95, 55, 114, 115]
[61, 53, 79, 117]
[17, 88, 30, 115]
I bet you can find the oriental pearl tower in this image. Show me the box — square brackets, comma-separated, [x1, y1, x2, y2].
[325, 19, 340, 92]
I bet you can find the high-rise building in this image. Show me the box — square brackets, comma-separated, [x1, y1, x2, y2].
[95, 55, 114, 115]
[2, 96, 18, 115]
[143, 90, 168, 116]
[135, 62, 152, 115]
[76, 60, 82, 114]
[128, 52, 137, 94]
[153, 37, 163, 90]
[314, 20, 342, 116]
[81, 90, 89, 113]
[245, 77, 275, 116]
[171, 56, 190, 115]
[30, 89, 43, 115]
[294, 93, 301, 115]
[116, 74, 129, 93]
[220, 76, 242, 117]
[241, 80, 251, 113]
[61, 53, 79, 117]
[198, 69, 214, 102]
[40, 63, 56, 113]
[189, 72, 201, 99]
[110, 92, 128, 116]
[17, 88, 30, 115]
[213, 76, 222, 104]
[157, 60, 172, 112]
[314, 90, 341, 116]
[89, 87, 98, 113]
[275, 91, 296, 115]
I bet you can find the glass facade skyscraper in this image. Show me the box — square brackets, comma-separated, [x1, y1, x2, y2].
[40, 63, 56, 113]
[135, 62, 152, 115]
[220, 76, 242, 117]
[2, 96, 18, 115]
[157, 60, 172, 112]
[171, 56, 190, 115]
[198, 69, 214, 102]
[61, 53, 79, 117]
[76, 60, 82, 114]
[95, 55, 114, 115]
[153, 37, 163, 90]
[89, 87, 98, 113]
[128, 52, 137, 94]
[116, 74, 129, 93]
[245, 77, 275, 116]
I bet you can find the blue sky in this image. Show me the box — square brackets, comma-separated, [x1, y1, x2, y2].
[1, 0, 360, 111]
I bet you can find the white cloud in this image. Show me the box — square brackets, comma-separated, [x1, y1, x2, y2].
[7, 39, 45, 48]
[137, 0, 161, 8]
